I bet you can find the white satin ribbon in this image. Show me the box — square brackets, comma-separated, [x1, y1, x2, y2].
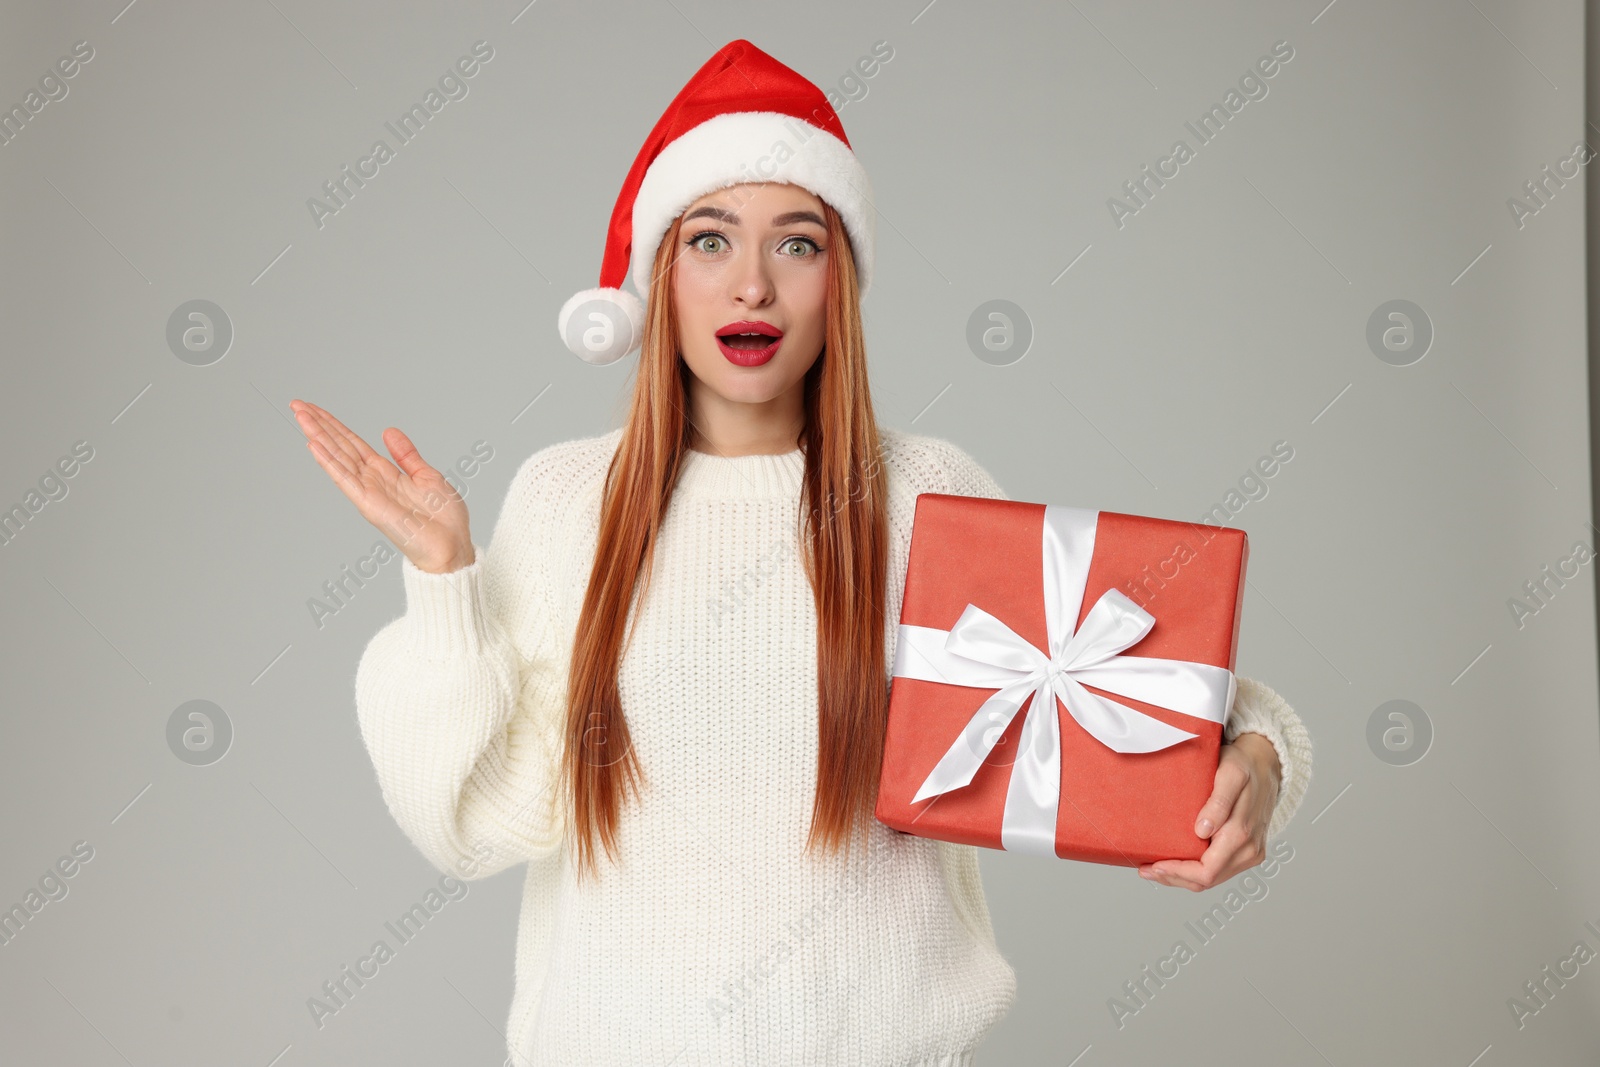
[891, 504, 1236, 857]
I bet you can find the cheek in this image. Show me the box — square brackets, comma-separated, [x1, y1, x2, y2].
[674, 268, 722, 329]
[794, 271, 829, 340]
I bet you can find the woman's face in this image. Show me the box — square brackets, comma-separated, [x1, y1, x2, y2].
[671, 182, 830, 430]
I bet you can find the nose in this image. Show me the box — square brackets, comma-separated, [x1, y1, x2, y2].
[729, 245, 776, 308]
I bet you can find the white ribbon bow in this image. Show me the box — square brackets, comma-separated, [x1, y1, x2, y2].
[890, 504, 1236, 857]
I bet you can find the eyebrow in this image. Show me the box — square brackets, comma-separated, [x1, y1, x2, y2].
[682, 206, 826, 229]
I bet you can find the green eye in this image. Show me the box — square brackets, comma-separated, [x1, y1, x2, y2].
[684, 231, 823, 258]
[688, 232, 725, 254]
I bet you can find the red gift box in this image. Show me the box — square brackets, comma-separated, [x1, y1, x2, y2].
[874, 495, 1248, 867]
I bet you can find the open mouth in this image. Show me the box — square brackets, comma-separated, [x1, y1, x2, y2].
[721, 333, 776, 349]
[716, 323, 783, 346]
[715, 321, 784, 365]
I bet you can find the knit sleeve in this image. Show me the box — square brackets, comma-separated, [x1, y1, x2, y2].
[353, 460, 570, 881]
[1223, 675, 1313, 841]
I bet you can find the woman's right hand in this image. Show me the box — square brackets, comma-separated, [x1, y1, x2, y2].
[291, 399, 475, 574]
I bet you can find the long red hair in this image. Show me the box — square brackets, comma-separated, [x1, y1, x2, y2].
[559, 196, 888, 883]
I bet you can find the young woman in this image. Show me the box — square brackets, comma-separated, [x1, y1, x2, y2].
[292, 40, 1312, 1067]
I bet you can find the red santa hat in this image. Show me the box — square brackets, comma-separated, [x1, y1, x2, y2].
[557, 39, 876, 364]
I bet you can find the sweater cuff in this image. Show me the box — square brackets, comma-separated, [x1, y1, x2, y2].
[400, 543, 496, 657]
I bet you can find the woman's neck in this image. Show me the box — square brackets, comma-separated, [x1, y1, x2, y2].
[684, 385, 806, 457]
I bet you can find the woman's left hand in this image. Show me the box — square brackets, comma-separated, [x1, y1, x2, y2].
[1136, 733, 1280, 892]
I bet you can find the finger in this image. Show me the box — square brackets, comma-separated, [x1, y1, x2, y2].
[304, 435, 363, 498]
[1156, 822, 1254, 890]
[1148, 858, 1204, 884]
[382, 425, 434, 480]
[1152, 846, 1223, 888]
[1165, 871, 1206, 892]
[296, 400, 370, 472]
[1153, 868, 1204, 891]
[303, 400, 384, 467]
[1138, 862, 1172, 884]
[1197, 751, 1250, 838]
[291, 401, 362, 472]
[1194, 789, 1236, 839]
[289, 398, 323, 441]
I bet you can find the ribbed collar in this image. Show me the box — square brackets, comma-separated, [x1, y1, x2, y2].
[674, 445, 806, 500]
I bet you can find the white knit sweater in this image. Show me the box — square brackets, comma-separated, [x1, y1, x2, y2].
[353, 426, 1313, 1066]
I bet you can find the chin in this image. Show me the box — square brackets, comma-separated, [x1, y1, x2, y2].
[714, 376, 790, 404]
[683, 342, 812, 400]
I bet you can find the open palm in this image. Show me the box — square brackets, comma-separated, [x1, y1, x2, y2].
[290, 398, 474, 574]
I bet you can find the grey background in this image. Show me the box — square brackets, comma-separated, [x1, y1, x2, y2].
[2, 1, 1597, 1064]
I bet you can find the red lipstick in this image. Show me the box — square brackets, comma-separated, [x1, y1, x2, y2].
[715, 320, 784, 367]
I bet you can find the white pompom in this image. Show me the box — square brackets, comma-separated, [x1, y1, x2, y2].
[557, 286, 647, 365]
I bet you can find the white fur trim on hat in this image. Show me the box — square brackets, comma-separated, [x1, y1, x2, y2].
[558, 285, 646, 365]
[629, 110, 876, 300]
